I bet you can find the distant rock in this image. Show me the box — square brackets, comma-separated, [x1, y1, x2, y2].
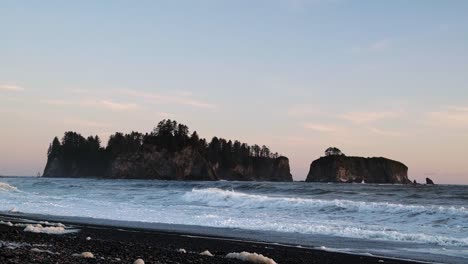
[306, 155, 410, 184]
[426, 177, 435, 185]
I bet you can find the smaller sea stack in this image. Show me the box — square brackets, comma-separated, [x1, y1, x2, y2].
[306, 148, 411, 184]
[426, 177, 435, 185]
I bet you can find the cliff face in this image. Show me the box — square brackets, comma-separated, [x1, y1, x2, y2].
[306, 155, 410, 184]
[43, 147, 292, 182]
[43, 146, 217, 181]
[43, 121, 292, 181]
[213, 156, 292, 181]
[106, 146, 217, 181]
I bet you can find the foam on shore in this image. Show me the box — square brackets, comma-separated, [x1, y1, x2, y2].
[0, 220, 13, 226]
[200, 250, 214, 256]
[30, 247, 60, 255]
[226, 251, 277, 264]
[24, 224, 72, 234]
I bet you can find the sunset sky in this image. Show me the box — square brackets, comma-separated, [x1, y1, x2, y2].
[1, 1, 467, 183]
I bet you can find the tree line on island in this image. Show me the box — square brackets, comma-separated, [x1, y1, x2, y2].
[45, 119, 290, 180]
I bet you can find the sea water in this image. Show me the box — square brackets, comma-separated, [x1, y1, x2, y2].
[0, 177, 467, 263]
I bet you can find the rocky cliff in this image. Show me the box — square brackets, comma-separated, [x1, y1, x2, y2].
[43, 147, 292, 181]
[105, 146, 217, 181]
[306, 155, 410, 184]
[213, 156, 292, 181]
[42, 120, 292, 181]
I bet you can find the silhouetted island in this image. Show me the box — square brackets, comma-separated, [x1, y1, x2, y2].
[306, 147, 411, 184]
[43, 120, 292, 181]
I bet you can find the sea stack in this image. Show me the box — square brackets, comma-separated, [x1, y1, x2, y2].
[306, 148, 411, 184]
[42, 119, 292, 182]
[426, 177, 435, 185]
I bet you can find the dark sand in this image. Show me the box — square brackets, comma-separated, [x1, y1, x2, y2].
[0, 215, 423, 264]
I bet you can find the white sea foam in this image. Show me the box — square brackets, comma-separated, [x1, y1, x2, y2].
[0, 241, 30, 249]
[183, 188, 467, 217]
[0, 221, 13, 226]
[301, 224, 468, 247]
[31, 247, 60, 255]
[1, 178, 467, 263]
[182, 188, 468, 247]
[23, 224, 73, 234]
[38, 221, 66, 228]
[0, 182, 17, 191]
[226, 252, 277, 264]
[200, 250, 214, 256]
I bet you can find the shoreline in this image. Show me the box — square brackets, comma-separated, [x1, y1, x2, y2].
[0, 212, 427, 264]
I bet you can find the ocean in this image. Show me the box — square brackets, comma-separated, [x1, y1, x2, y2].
[0, 177, 467, 263]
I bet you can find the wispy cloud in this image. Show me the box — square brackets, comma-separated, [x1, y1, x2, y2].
[369, 39, 392, 52]
[153, 111, 174, 118]
[351, 38, 394, 54]
[122, 89, 216, 109]
[446, 106, 468, 112]
[0, 84, 25, 92]
[42, 99, 139, 111]
[61, 118, 112, 128]
[303, 123, 340, 132]
[41, 99, 74, 106]
[287, 104, 323, 117]
[67, 88, 215, 109]
[428, 106, 468, 126]
[340, 111, 399, 124]
[368, 127, 404, 137]
[87, 100, 139, 111]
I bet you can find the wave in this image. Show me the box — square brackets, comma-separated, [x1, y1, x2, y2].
[183, 188, 468, 216]
[0, 182, 18, 191]
[182, 188, 468, 247]
[295, 223, 468, 247]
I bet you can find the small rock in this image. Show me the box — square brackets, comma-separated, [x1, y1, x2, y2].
[72, 252, 94, 258]
[199, 250, 214, 256]
[134, 258, 145, 264]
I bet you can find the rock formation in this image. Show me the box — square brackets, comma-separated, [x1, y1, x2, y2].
[213, 156, 292, 181]
[43, 120, 292, 182]
[426, 177, 435, 185]
[106, 146, 217, 181]
[306, 154, 410, 184]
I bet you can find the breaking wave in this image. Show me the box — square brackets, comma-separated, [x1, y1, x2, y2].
[0, 182, 18, 192]
[2, 178, 468, 259]
[182, 188, 468, 247]
[183, 188, 468, 217]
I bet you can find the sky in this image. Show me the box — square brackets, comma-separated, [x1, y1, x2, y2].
[1, 0, 467, 184]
